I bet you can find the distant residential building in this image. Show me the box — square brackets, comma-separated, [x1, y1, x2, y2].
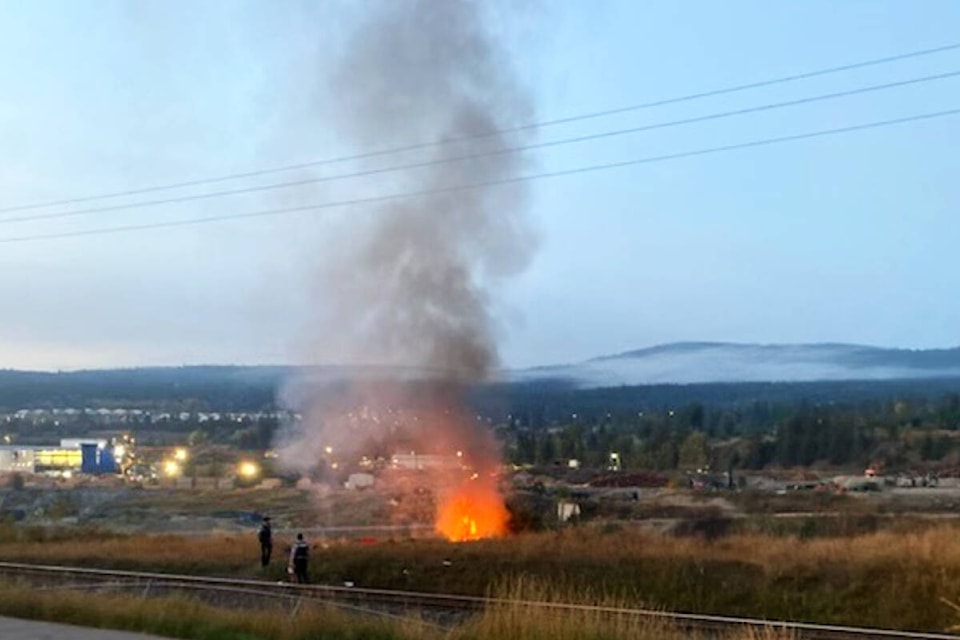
[390, 453, 462, 470]
[0, 448, 35, 473]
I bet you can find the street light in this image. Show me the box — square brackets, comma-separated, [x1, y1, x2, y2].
[238, 460, 260, 479]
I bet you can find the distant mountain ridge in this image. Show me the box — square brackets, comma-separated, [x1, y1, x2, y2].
[516, 342, 960, 387]
[3, 343, 960, 404]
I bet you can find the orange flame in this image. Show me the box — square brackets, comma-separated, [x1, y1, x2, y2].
[436, 478, 508, 542]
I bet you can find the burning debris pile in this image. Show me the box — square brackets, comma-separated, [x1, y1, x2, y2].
[278, 0, 536, 542]
[435, 472, 510, 541]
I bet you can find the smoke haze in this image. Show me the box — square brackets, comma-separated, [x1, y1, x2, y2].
[278, 0, 536, 494]
[313, 0, 535, 381]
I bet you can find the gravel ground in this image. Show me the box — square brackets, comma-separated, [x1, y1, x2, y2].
[0, 616, 172, 640]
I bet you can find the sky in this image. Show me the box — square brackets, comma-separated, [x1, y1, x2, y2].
[1, 0, 959, 371]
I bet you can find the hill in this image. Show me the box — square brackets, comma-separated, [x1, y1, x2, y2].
[2, 342, 960, 411]
[516, 342, 960, 387]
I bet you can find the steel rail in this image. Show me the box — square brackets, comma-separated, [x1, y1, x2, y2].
[0, 564, 447, 629]
[0, 561, 955, 639]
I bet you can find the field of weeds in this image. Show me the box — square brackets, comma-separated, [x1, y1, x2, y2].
[1, 523, 960, 631]
[0, 579, 796, 640]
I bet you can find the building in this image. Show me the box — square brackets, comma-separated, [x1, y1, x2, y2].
[0, 448, 35, 474]
[390, 453, 463, 471]
[0, 439, 118, 476]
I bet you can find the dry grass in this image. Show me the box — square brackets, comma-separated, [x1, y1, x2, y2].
[1, 524, 959, 631]
[0, 579, 796, 640]
[491, 524, 960, 583]
[0, 581, 424, 640]
[0, 522, 954, 577]
[458, 578, 797, 640]
[0, 533, 254, 573]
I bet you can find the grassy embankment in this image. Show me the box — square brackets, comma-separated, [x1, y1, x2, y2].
[1, 523, 959, 631]
[0, 579, 793, 640]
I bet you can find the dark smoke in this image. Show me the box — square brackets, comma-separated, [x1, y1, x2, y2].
[279, 0, 536, 478]
[315, 0, 535, 381]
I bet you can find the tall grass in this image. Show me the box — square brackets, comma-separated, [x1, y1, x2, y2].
[0, 580, 795, 640]
[0, 582, 426, 640]
[458, 577, 797, 640]
[1, 525, 959, 630]
[0, 528, 254, 574]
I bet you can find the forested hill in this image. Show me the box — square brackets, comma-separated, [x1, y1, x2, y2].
[516, 342, 960, 387]
[0, 366, 287, 410]
[2, 365, 960, 415]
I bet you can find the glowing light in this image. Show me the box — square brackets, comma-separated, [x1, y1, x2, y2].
[173, 448, 188, 462]
[113, 445, 126, 459]
[163, 460, 181, 477]
[36, 449, 82, 467]
[238, 461, 260, 479]
[324, 445, 333, 455]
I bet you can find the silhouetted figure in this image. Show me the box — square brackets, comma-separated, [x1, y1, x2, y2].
[258, 517, 273, 567]
[289, 533, 309, 583]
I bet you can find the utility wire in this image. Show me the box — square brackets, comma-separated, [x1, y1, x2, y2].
[3, 68, 959, 226]
[2, 41, 959, 214]
[1, 107, 957, 245]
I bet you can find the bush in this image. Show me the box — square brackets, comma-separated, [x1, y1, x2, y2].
[506, 492, 554, 533]
[672, 515, 733, 540]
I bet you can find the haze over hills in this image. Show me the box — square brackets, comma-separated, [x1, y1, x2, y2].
[4, 343, 960, 387]
[512, 342, 960, 388]
[3, 342, 960, 410]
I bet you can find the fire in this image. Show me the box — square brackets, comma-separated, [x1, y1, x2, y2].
[436, 477, 509, 542]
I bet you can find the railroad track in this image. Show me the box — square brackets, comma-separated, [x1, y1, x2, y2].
[0, 561, 956, 639]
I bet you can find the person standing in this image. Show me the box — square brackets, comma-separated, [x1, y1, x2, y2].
[258, 517, 273, 567]
[289, 532, 310, 583]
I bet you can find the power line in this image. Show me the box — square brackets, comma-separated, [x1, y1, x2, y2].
[2, 41, 959, 215]
[3, 68, 959, 226]
[1, 107, 956, 245]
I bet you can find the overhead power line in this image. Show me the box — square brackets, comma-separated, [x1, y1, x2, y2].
[1, 106, 957, 245]
[3, 68, 959, 226]
[2, 41, 959, 214]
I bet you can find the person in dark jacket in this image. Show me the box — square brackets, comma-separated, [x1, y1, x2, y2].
[288, 533, 309, 583]
[257, 517, 273, 567]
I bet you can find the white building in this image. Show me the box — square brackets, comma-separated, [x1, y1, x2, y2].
[0, 447, 36, 473]
[390, 453, 462, 471]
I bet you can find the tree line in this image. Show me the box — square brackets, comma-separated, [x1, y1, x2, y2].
[502, 392, 960, 471]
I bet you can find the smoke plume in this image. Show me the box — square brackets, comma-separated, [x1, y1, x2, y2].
[314, 0, 534, 379]
[279, 0, 535, 528]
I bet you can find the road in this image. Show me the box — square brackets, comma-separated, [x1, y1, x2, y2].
[0, 616, 172, 640]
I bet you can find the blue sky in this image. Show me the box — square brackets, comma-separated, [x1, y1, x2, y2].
[1, 1, 959, 371]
